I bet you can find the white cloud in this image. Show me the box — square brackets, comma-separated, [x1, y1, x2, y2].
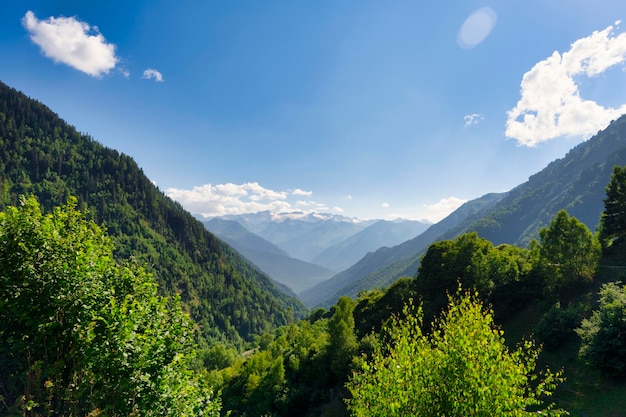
[457, 7, 497, 49]
[295, 200, 329, 211]
[292, 188, 313, 196]
[381, 202, 390, 208]
[420, 196, 467, 223]
[464, 113, 484, 127]
[166, 182, 332, 217]
[22, 11, 118, 77]
[142, 68, 164, 82]
[506, 21, 626, 146]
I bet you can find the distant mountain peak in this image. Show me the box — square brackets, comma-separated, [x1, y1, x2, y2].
[212, 209, 370, 224]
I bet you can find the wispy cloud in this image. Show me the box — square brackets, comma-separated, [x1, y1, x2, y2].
[166, 182, 336, 217]
[22, 11, 117, 77]
[142, 68, 164, 82]
[381, 202, 390, 208]
[420, 196, 467, 223]
[464, 113, 484, 127]
[506, 21, 626, 146]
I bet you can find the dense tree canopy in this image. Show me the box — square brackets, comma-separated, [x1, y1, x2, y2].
[0, 197, 221, 416]
[416, 232, 538, 321]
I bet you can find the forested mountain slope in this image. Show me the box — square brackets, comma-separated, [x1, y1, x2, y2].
[445, 115, 626, 246]
[305, 114, 626, 307]
[0, 80, 305, 342]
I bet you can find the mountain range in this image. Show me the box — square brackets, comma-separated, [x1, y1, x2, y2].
[4, 75, 626, 329]
[204, 217, 334, 293]
[197, 114, 626, 308]
[203, 212, 429, 293]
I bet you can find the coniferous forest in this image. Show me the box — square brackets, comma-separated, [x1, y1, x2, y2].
[2, 80, 626, 416]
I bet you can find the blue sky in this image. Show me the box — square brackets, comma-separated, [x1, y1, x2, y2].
[2, 1, 626, 222]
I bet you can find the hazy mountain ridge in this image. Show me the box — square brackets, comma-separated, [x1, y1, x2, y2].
[205, 218, 334, 293]
[203, 212, 431, 294]
[300, 192, 507, 306]
[220, 211, 376, 262]
[311, 219, 430, 272]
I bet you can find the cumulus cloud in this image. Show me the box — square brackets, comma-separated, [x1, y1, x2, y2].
[142, 68, 164, 82]
[22, 11, 118, 77]
[420, 196, 467, 223]
[506, 21, 626, 146]
[457, 7, 497, 49]
[464, 113, 484, 127]
[166, 182, 329, 217]
[292, 188, 313, 196]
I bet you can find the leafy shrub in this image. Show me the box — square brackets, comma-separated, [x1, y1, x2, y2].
[577, 281, 626, 376]
[534, 302, 588, 351]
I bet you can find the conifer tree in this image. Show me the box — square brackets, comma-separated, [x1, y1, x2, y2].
[599, 165, 626, 247]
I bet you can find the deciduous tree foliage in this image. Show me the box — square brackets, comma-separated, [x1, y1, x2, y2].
[416, 233, 538, 322]
[577, 281, 626, 377]
[328, 296, 358, 379]
[0, 197, 221, 416]
[537, 210, 600, 291]
[346, 290, 565, 417]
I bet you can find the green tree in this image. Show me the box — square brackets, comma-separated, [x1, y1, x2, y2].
[346, 290, 565, 416]
[537, 210, 600, 292]
[416, 233, 493, 321]
[599, 165, 626, 247]
[328, 296, 358, 380]
[0, 197, 221, 416]
[577, 281, 626, 376]
[416, 233, 537, 321]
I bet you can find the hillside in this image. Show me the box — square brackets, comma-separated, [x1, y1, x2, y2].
[0, 80, 305, 343]
[304, 114, 626, 307]
[205, 218, 333, 293]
